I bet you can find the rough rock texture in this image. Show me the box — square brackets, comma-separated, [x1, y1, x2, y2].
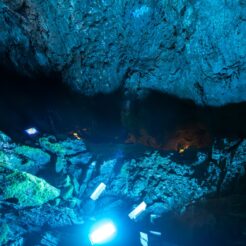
[0, 164, 60, 207]
[0, 0, 245, 105]
[0, 130, 246, 244]
[0, 131, 51, 174]
[84, 140, 246, 215]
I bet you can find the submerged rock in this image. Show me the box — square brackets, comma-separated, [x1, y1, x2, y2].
[69, 152, 92, 166]
[0, 144, 50, 174]
[0, 131, 51, 174]
[0, 165, 60, 207]
[0, 0, 245, 105]
[39, 136, 86, 156]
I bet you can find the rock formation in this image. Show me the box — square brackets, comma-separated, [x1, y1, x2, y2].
[0, 130, 245, 244]
[0, 0, 245, 105]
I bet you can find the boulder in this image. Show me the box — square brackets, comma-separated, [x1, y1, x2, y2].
[0, 164, 60, 207]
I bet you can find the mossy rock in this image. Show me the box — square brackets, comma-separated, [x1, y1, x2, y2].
[0, 164, 60, 207]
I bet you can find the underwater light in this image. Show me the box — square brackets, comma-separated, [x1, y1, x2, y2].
[149, 231, 162, 236]
[128, 201, 147, 220]
[72, 132, 81, 140]
[89, 221, 116, 245]
[140, 232, 148, 246]
[25, 127, 38, 135]
[90, 182, 106, 201]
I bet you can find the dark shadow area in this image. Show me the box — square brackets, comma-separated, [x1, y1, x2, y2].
[0, 66, 124, 143]
[1, 66, 246, 148]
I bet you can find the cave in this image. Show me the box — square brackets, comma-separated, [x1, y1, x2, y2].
[0, 1, 246, 246]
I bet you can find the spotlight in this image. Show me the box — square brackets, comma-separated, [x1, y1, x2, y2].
[89, 221, 116, 245]
[25, 127, 38, 136]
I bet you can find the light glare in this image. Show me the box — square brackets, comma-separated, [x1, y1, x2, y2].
[89, 222, 116, 245]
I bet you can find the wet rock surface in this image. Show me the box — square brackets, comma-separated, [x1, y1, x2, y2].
[0, 130, 246, 245]
[0, 0, 245, 106]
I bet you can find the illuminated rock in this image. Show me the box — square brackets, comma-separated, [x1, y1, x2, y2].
[0, 165, 60, 207]
[0, 1, 245, 105]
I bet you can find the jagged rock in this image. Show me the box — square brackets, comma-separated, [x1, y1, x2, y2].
[0, 147, 50, 174]
[0, 131, 12, 143]
[0, 149, 22, 167]
[0, 0, 245, 105]
[39, 136, 86, 156]
[0, 165, 60, 207]
[14, 145, 50, 165]
[221, 140, 246, 190]
[14, 145, 51, 172]
[107, 152, 209, 213]
[69, 152, 92, 166]
[0, 133, 51, 174]
[84, 139, 246, 215]
[17, 205, 84, 228]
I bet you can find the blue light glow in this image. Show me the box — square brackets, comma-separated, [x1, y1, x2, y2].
[89, 221, 117, 245]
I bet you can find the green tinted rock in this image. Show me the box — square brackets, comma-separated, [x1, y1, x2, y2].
[0, 131, 12, 143]
[0, 165, 60, 207]
[0, 144, 50, 174]
[39, 136, 86, 156]
[14, 145, 50, 166]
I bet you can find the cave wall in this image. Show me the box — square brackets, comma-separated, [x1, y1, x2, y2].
[0, 0, 245, 105]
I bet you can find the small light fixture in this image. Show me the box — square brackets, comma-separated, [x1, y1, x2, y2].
[128, 201, 147, 220]
[90, 183, 106, 201]
[140, 232, 148, 246]
[89, 221, 116, 245]
[72, 132, 81, 140]
[149, 230, 162, 236]
[25, 127, 38, 136]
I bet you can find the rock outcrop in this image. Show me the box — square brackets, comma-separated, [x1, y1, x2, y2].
[0, 164, 60, 207]
[0, 0, 245, 105]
